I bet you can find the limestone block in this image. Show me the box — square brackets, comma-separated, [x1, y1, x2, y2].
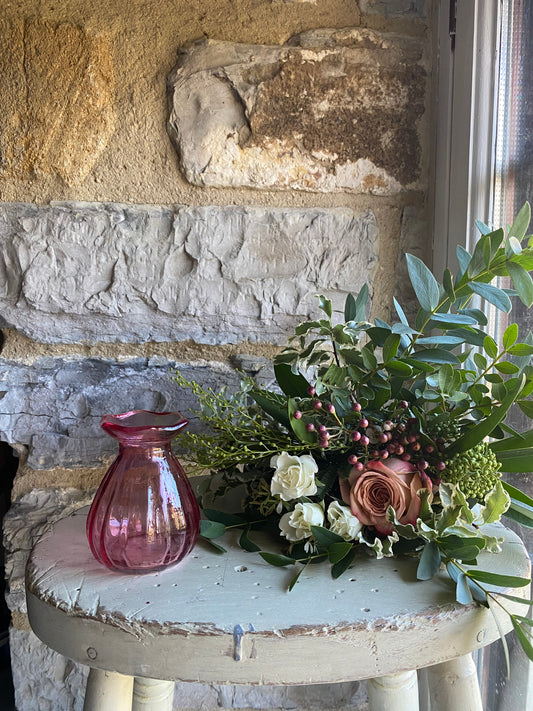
[10, 628, 88, 711]
[0, 202, 378, 344]
[0, 355, 245, 469]
[4, 488, 93, 614]
[0, 18, 115, 185]
[10, 629, 368, 711]
[359, 0, 426, 17]
[168, 28, 426, 193]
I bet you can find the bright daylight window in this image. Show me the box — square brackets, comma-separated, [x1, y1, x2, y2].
[435, 2, 533, 709]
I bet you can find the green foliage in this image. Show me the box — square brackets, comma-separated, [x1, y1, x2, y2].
[173, 203, 533, 665]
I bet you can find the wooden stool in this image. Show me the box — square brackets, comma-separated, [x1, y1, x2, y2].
[25, 508, 531, 711]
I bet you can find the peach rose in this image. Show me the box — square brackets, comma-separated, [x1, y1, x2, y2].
[339, 458, 432, 535]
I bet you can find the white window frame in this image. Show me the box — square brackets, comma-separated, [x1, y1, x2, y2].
[432, 0, 501, 275]
[432, 3, 533, 709]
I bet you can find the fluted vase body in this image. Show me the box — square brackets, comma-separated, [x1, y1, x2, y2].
[86, 410, 200, 573]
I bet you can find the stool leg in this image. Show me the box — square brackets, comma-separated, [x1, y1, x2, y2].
[425, 654, 483, 711]
[132, 677, 175, 711]
[83, 668, 134, 711]
[368, 669, 420, 711]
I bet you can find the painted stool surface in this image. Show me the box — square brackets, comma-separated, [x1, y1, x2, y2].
[26, 508, 531, 711]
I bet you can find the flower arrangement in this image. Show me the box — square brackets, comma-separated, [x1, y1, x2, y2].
[175, 203, 533, 662]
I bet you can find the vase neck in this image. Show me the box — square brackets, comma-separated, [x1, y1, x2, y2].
[101, 410, 188, 444]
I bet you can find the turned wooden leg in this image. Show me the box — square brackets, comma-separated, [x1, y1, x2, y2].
[368, 669, 420, 711]
[83, 668, 134, 711]
[132, 677, 175, 711]
[426, 654, 483, 711]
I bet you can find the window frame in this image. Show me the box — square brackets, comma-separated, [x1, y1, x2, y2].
[432, 0, 501, 275]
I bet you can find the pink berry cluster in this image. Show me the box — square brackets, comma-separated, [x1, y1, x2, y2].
[292, 385, 343, 448]
[346, 408, 448, 474]
[293, 386, 447, 474]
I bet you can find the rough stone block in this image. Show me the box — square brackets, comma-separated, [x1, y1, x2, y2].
[4, 488, 93, 614]
[10, 629, 369, 711]
[0, 18, 115, 185]
[10, 628, 88, 711]
[0, 355, 246, 469]
[168, 28, 426, 193]
[360, 0, 426, 17]
[0, 202, 378, 345]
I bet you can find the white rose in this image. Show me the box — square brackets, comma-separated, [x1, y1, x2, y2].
[270, 452, 318, 501]
[327, 500, 364, 541]
[279, 502, 324, 542]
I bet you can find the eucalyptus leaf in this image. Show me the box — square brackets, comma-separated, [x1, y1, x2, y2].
[409, 349, 460, 365]
[507, 261, 533, 307]
[416, 335, 464, 346]
[458, 308, 489, 326]
[406, 254, 441, 312]
[443, 268, 455, 300]
[456, 573, 474, 604]
[475, 219, 492, 236]
[456, 245, 471, 280]
[417, 541, 441, 580]
[468, 234, 491, 277]
[509, 200, 531, 240]
[468, 281, 512, 313]
[393, 296, 409, 326]
[429, 312, 478, 327]
[353, 283, 370, 322]
[344, 293, 357, 322]
[200, 520, 227, 539]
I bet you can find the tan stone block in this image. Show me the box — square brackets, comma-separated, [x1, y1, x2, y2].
[0, 17, 115, 185]
[168, 27, 426, 193]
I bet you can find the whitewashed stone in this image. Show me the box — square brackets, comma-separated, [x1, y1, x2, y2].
[0, 202, 378, 345]
[0, 355, 247, 469]
[223, 682, 366, 708]
[4, 488, 93, 614]
[10, 628, 88, 711]
[10, 629, 369, 711]
[168, 28, 426, 193]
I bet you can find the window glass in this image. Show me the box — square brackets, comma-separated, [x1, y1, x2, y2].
[480, 2, 533, 708]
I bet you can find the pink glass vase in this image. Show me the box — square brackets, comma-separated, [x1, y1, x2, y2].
[86, 410, 200, 573]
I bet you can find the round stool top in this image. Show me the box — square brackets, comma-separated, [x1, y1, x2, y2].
[26, 508, 531, 685]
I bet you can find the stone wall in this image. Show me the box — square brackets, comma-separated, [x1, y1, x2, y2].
[0, 1, 434, 709]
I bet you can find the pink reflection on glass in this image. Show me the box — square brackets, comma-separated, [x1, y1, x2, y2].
[86, 410, 200, 573]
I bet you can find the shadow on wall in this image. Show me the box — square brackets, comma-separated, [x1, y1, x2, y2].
[0, 439, 19, 710]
